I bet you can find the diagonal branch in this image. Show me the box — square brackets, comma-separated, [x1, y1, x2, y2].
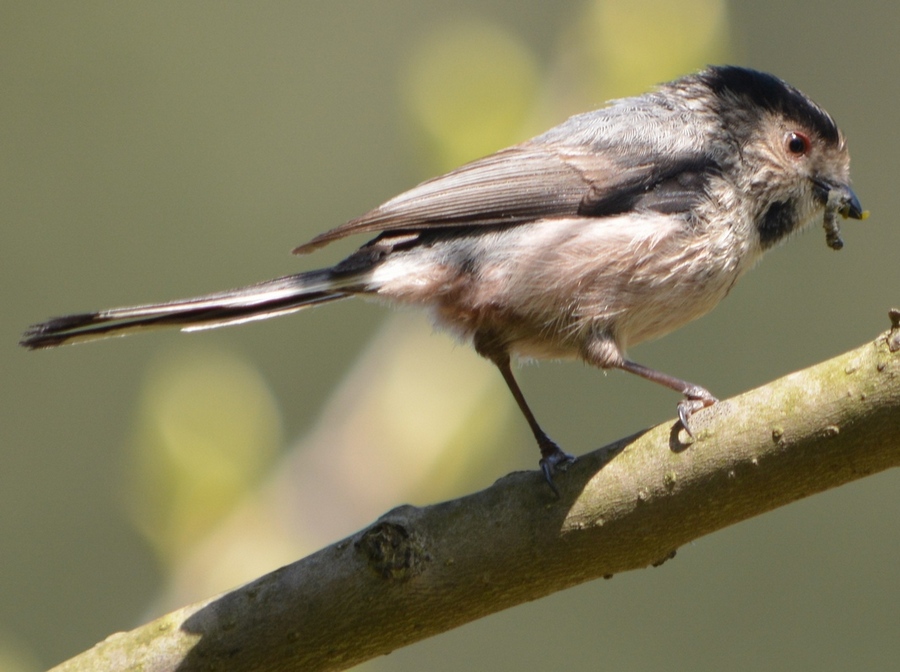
[51, 320, 900, 672]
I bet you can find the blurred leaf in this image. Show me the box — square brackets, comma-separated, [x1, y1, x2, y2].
[590, 0, 731, 97]
[145, 315, 516, 610]
[123, 348, 282, 565]
[402, 20, 541, 170]
[0, 632, 39, 672]
[544, 0, 730, 119]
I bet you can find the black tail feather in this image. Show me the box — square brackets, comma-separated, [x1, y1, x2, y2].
[20, 270, 350, 349]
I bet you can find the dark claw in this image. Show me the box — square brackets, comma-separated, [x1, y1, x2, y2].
[538, 442, 576, 497]
[540, 460, 560, 497]
[677, 400, 696, 438]
[676, 391, 718, 438]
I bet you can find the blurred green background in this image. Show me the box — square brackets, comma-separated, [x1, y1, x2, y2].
[2, 1, 898, 670]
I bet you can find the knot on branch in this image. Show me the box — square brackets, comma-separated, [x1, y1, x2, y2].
[356, 521, 430, 581]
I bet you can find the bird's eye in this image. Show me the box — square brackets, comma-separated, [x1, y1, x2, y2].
[784, 131, 811, 157]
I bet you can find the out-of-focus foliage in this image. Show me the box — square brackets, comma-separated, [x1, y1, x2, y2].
[542, 0, 730, 120]
[145, 314, 513, 612]
[585, 0, 730, 98]
[0, 633, 39, 672]
[403, 21, 541, 170]
[124, 348, 282, 564]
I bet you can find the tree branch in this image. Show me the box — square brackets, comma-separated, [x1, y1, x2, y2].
[51, 322, 900, 672]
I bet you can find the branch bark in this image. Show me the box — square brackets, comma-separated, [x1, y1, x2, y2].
[52, 323, 900, 672]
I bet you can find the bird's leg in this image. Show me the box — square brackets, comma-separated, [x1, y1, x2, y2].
[618, 359, 717, 437]
[494, 355, 575, 494]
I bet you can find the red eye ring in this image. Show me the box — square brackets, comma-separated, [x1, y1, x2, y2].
[785, 131, 811, 157]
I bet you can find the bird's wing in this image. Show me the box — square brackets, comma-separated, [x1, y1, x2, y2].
[293, 136, 712, 254]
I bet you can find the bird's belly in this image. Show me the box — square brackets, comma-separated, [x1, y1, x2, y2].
[370, 216, 751, 359]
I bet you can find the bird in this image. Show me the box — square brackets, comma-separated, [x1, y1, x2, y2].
[21, 65, 865, 493]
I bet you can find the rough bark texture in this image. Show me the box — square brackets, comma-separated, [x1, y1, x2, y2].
[51, 324, 900, 672]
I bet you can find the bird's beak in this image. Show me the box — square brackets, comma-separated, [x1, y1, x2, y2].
[812, 178, 867, 220]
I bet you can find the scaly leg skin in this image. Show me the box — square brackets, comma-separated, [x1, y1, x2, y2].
[494, 356, 576, 496]
[619, 359, 718, 437]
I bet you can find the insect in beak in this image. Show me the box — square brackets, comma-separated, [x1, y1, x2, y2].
[813, 179, 868, 250]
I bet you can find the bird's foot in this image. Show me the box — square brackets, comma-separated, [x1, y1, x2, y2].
[538, 440, 576, 497]
[676, 386, 718, 438]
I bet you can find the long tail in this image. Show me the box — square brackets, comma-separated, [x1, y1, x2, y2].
[20, 269, 352, 349]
